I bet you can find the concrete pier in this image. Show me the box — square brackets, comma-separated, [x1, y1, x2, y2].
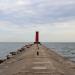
[0, 44, 75, 75]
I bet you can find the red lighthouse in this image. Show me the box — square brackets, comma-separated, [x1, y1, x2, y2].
[35, 31, 39, 43]
[34, 31, 40, 44]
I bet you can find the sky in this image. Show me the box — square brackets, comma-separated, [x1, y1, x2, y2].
[0, 0, 75, 42]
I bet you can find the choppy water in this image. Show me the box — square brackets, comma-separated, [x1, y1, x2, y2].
[0, 42, 27, 59]
[0, 42, 75, 62]
[44, 42, 75, 61]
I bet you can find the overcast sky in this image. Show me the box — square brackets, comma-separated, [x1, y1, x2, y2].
[0, 0, 75, 42]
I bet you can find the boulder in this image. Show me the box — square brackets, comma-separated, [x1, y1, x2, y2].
[21, 47, 25, 51]
[10, 52, 17, 55]
[0, 59, 5, 64]
[0, 60, 4, 64]
[17, 49, 23, 52]
[6, 54, 12, 59]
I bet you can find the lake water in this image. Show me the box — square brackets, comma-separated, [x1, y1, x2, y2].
[0, 42, 75, 62]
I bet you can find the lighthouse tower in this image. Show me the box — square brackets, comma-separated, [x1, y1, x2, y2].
[34, 31, 40, 44]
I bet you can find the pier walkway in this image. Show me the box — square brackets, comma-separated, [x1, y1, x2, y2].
[0, 44, 75, 75]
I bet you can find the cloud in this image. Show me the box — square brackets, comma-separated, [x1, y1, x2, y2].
[0, 0, 75, 42]
[0, 19, 75, 42]
[0, 0, 75, 24]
